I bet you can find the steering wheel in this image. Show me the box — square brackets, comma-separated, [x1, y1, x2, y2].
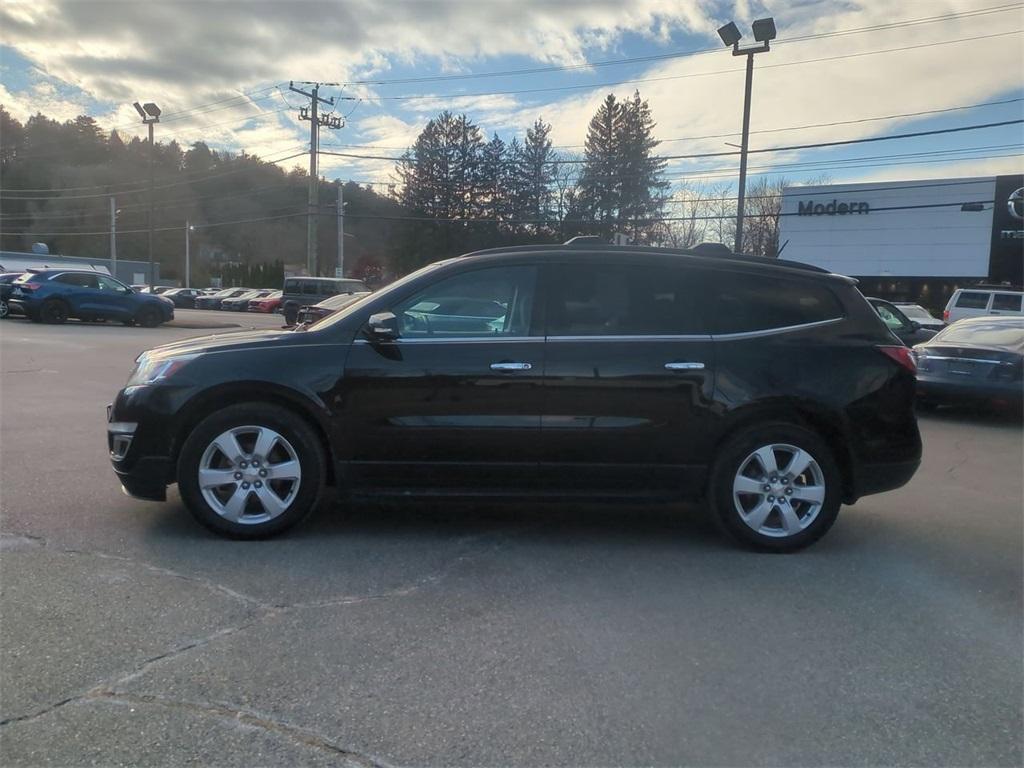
[403, 311, 433, 335]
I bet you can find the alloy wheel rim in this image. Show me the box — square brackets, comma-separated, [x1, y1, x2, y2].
[198, 425, 301, 525]
[732, 443, 826, 538]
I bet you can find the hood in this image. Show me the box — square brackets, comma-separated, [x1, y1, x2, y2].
[142, 328, 299, 360]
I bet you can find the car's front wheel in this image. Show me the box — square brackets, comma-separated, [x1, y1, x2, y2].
[709, 423, 841, 552]
[0, 299, 8, 319]
[136, 305, 163, 327]
[177, 403, 325, 539]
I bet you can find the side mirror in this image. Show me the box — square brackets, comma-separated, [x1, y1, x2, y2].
[366, 311, 399, 342]
[909, 320, 921, 332]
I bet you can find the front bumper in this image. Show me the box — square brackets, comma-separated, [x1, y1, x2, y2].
[107, 387, 179, 501]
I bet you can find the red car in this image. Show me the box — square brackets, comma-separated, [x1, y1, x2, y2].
[248, 290, 282, 313]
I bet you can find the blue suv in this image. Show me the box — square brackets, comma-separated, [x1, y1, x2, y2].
[8, 270, 174, 327]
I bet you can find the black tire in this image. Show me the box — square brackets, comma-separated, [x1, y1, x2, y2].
[177, 403, 325, 539]
[136, 305, 162, 328]
[40, 299, 69, 324]
[708, 422, 842, 553]
[0, 300, 8, 319]
[283, 302, 299, 326]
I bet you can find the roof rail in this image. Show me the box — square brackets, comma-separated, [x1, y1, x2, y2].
[459, 242, 831, 274]
[563, 235, 604, 245]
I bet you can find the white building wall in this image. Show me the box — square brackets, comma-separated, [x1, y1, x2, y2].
[778, 177, 995, 277]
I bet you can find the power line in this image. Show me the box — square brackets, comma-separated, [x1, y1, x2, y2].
[329, 3, 1023, 86]
[362, 30, 1022, 101]
[7, 196, 1007, 237]
[318, 118, 1024, 165]
[317, 96, 1024, 154]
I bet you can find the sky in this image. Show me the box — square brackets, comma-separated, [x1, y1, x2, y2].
[1, 0, 1022, 194]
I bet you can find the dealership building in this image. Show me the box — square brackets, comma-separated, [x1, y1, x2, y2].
[778, 174, 1023, 309]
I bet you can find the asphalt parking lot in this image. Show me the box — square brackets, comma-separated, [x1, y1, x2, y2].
[1, 316, 1021, 767]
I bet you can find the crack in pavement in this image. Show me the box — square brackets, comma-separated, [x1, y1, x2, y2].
[98, 692, 396, 767]
[2, 689, 394, 768]
[0, 525, 529, 746]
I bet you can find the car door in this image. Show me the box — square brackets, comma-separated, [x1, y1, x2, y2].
[50, 273, 98, 314]
[339, 263, 544, 492]
[95, 274, 134, 320]
[538, 259, 717, 497]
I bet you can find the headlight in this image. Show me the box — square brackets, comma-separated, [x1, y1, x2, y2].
[126, 353, 199, 388]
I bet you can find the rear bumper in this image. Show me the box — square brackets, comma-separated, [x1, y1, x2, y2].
[917, 376, 1023, 404]
[850, 459, 920, 502]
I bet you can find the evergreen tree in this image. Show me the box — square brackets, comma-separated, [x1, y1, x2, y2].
[519, 118, 555, 232]
[577, 94, 622, 237]
[618, 90, 667, 242]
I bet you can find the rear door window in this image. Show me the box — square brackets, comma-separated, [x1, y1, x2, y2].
[546, 262, 706, 336]
[302, 281, 320, 296]
[708, 271, 844, 335]
[53, 273, 98, 288]
[955, 291, 991, 309]
[992, 293, 1023, 311]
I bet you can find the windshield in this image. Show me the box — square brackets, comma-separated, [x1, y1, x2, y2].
[932, 319, 1024, 349]
[302, 260, 454, 333]
[898, 305, 933, 320]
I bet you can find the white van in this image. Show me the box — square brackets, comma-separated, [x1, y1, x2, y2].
[944, 287, 1024, 323]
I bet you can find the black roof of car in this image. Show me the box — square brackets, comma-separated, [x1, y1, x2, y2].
[459, 242, 845, 281]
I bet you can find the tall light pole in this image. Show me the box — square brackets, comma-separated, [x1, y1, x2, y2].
[109, 197, 118, 274]
[717, 18, 776, 254]
[336, 185, 345, 278]
[133, 101, 161, 289]
[185, 220, 195, 288]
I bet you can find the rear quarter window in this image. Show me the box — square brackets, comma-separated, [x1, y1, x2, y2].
[708, 271, 844, 335]
[992, 293, 1023, 311]
[955, 291, 990, 309]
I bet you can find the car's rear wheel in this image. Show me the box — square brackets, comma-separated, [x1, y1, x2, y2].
[709, 423, 841, 552]
[177, 403, 325, 539]
[136, 305, 162, 327]
[40, 299, 69, 324]
[0, 299, 8, 319]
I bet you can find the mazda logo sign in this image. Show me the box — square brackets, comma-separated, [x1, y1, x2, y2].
[1009, 187, 1024, 221]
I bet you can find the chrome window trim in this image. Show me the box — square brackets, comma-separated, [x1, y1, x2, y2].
[352, 336, 542, 345]
[918, 355, 1009, 365]
[712, 316, 844, 341]
[545, 334, 711, 342]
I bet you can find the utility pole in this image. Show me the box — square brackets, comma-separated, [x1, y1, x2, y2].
[109, 197, 117, 273]
[336, 185, 344, 277]
[289, 82, 344, 276]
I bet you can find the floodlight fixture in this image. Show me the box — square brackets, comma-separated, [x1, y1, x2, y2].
[143, 102, 161, 119]
[752, 17, 777, 43]
[717, 21, 742, 47]
[132, 101, 147, 119]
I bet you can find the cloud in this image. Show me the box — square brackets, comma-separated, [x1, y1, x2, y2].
[1, 0, 1020, 190]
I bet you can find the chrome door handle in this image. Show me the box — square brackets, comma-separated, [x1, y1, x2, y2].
[665, 361, 705, 370]
[490, 362, 532, 371]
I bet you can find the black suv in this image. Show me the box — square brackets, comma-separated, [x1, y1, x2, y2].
[107, 244, 921, 550]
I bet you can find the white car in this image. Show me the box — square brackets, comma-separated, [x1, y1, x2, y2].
[893, 303, 945, 330]
[943, 287, 1023, 324]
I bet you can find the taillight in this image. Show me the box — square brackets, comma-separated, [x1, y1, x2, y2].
[20, 281, 43, 292]
[879, 345, 917, 373]
[942, 309, 949, 322]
